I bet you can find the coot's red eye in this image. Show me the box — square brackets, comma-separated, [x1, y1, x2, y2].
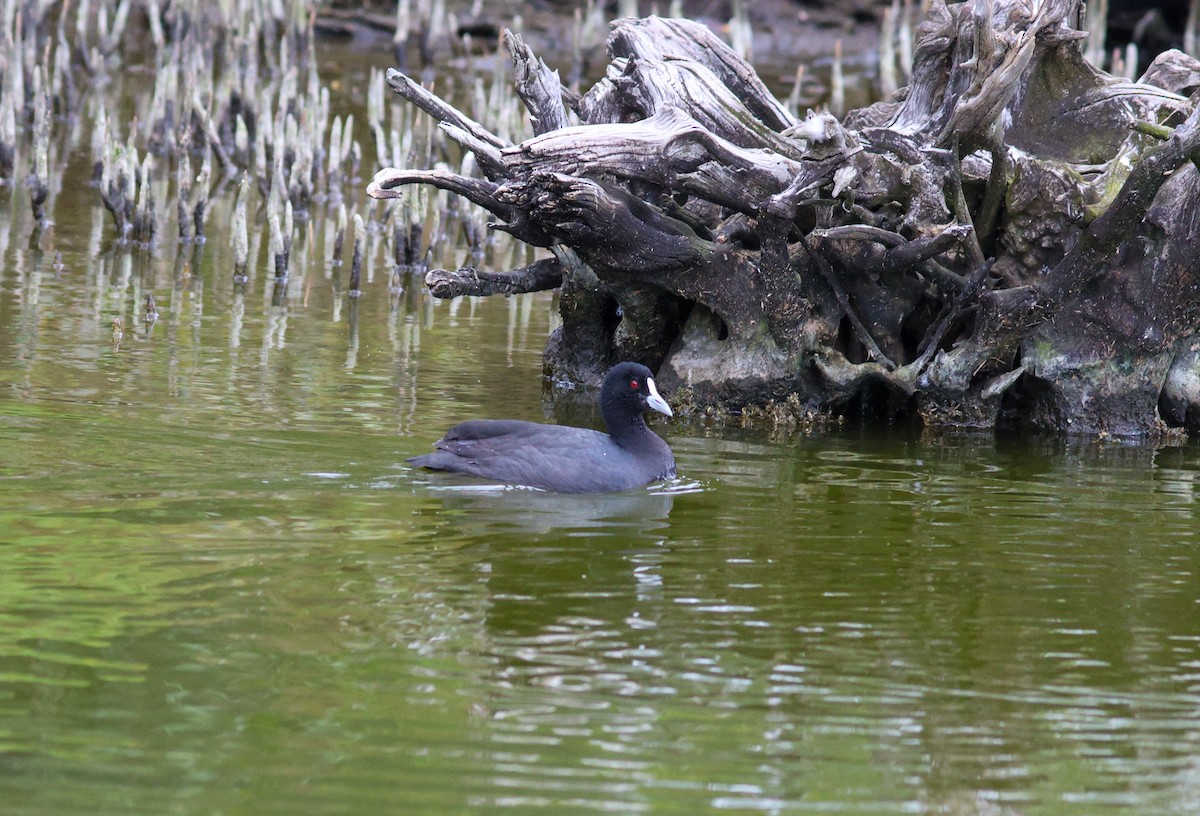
[630, 379, 639, 389]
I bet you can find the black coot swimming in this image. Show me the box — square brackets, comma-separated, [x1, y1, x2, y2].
[408, 362, 676, 492]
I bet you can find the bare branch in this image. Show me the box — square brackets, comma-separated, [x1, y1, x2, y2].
[425, 258, 564, 298]
[813, 223, 974, 272]
[368, 167, 500, 209]
[384, 68, 509, 149]
[505, 31, 571, 135]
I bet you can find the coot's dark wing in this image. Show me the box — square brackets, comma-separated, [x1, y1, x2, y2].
[407, 420, 537, 470]
[438, 419, 536, 442]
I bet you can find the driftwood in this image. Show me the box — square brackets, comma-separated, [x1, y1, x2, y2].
[369, 0, 1200, 437]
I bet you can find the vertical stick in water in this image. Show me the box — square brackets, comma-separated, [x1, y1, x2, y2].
[283, 199, 294, 274]
[830, 39, 844, 117]
[787, 64, 806, 118]
[1086, 0, 1108, 68]
[327, 113, 343, 197]
[232, 173, 249, 285]
[254, 106, 270, 195]
[728, 0, 752, 62]
[880, 2, 898, 99]
[392, 199, 408, 268]
[332, 202, 347, 267]
[898, 0, 914, 81]
[1188, 0, 1200, 57]
[135, 153, 156, 245]
[407, 200, 424, 267]
[193, 151, 211, 243]
[394, 0, 410, 68]
[271, 192, 289, 304]
[348, 212, 365, 297]
[31, 124, 49, 225]
[270, 204, 286, 280]
[340, 114, 356, 181]
[234, 114, 250, 166]
[30, 68, 50, 224]
[177, 129, 192, 243]
[0, 79, 14, 182]
[90, 107, 107, 184]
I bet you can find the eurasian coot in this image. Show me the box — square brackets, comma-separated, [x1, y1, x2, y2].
[408, 362, 676, 492]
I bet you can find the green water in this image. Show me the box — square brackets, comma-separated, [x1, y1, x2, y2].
[2, 43, 1200, 816]
[5, 228, 1200, 816]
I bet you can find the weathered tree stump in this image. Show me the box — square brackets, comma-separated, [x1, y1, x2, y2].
[369, 0, 1200, 437]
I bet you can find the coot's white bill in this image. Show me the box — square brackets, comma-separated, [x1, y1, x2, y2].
[645, 377, 672, 417]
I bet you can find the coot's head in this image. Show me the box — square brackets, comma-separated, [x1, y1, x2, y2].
[601, 362, 673, 422]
